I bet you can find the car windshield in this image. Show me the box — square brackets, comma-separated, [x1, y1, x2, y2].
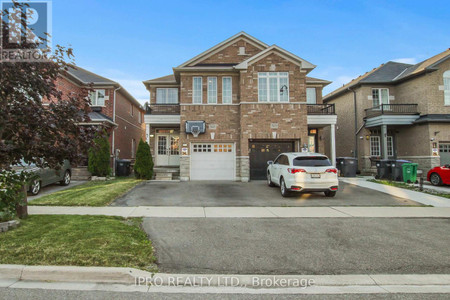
[293, 156, 332, 167]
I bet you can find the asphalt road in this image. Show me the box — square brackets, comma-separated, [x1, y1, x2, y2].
[142, 218, 450, 275]
[0, 288, 448, 299]
[113, 181, 421, 207]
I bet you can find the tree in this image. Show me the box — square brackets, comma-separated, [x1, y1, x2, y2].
[0, 2, 98, 219]
[134, 139, 154, 180]
[88, 134, 111, 177]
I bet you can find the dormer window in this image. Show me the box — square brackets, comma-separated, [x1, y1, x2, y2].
[90, 89, 105, 106]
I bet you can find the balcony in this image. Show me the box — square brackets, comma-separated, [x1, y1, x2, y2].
[146, 104, 180, 115]
[307, 104, 335, 115]
[364, 104, 420, 128]
[365, 104, 419, 118]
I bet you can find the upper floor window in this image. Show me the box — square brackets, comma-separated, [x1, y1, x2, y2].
[306, 88, 317, 104]
[258, 72, 289, 102]
[193, 77, 202, 104]
[207, 77, 217, 104]
[90, 89, 105, 106]
[222, 77, 232, 104]
[372, 88, 389, 108]
[156, 88, 178, 104]
[444, 70, 450, 106]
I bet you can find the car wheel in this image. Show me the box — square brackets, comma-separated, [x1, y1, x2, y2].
[324, 191, 337, 197]
[267, 172, 275, 187]
[430, 173, 442, 186]
[29, 180, 41, 196]
[280, 178, 289, 197]
[60, 170, 71, 186]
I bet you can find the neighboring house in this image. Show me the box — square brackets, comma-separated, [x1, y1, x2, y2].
[44, 66, 145, 176]
[143, 32, 334, 181]
[323, 49, 450, 173]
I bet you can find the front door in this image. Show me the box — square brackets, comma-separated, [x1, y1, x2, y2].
[156, 134, 180, 166]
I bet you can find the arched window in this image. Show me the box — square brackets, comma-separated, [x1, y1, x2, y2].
[444, 70, 450, 105]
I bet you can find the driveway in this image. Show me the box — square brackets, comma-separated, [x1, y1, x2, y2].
[112, 180, 422, 207]
[142, 218, 450, 275]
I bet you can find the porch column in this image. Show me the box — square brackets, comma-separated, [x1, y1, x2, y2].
[381, 124, 388, 160]
[330, 124, 336, 166]
[146, 123, 150, 144]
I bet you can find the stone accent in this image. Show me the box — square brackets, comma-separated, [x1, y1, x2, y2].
[0, 220, 20, 233]
[71, 167, 91, 181]
[180, 156, 190, 181]
[238, 156, 250, 182]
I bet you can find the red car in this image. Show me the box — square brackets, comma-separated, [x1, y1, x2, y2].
[427, 165, 450, 186]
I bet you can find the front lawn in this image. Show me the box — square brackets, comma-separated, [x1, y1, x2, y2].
[368, 179, 450, 199]
[29, 178, 142, 206]
[0, 215, 156, 270]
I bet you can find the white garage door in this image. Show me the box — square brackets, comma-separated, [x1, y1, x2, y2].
[191, 143, 235, 180]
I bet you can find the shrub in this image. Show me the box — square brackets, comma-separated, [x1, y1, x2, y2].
[0, 171, 29, 221]
[88, 134, 111, 177]
[134, 139, 154, 180]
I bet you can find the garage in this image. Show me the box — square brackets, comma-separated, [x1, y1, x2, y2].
[249, 140, 295, 180]
[190, 143, 235, 180]
[440, 143, 450, 165]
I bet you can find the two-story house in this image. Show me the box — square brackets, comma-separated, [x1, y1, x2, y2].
[46, 66, 145, 178]
[143, 32, 335, 181]
[323, 49, 450, 174]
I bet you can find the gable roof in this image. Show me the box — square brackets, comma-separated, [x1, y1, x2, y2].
[65, 66, 143, 109]
[234, 45, 316, 71]
[324, 48, 450, 102]
[306, 76, 332, 86]
[143, 74, 177, 84]
[177, 31, 269, 68]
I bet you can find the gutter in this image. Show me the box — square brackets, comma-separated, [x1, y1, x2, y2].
[112, 86, 121, 176]
[348, 87, 359, 162]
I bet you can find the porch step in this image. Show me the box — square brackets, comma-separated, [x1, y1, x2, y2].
[153, 167, 180, 181]
[71, 167, 91, 181]
[155, 172, 173, 180]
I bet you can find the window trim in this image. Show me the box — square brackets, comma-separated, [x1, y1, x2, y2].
[372, 88, 389, 108]
[156, 88, 179, 104]
[370, 136, 381, 157]
[207, 77, 217, 104]
[306, 87, 317, 104]
[192, 77, 203, 104]
[258, 72, 289, 103]
[222, 77, 232, 104]
[90, 89, 106, 107]
[370, 135, 394, 157]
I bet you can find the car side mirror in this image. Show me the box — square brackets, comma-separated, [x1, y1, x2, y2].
[267, 160, 273, 165]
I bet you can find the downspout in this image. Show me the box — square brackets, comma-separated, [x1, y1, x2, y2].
[348, 87, 359, 165]
[112, 86, 121, 176]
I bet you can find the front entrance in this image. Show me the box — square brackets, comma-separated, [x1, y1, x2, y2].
[249, 140, 295, 180]
[308, 128, 318, 153]
[440, 143, 450, 165]
[156, 132, 180, 166]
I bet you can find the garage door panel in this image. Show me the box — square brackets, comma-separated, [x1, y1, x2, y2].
[191, 143, 235, 180]
[249, 141, 294, 180]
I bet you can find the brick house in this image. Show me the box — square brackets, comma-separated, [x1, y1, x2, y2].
[45, 66, 145, 176]
[143, 32, 335, 181]
[323, 49, 450, 173]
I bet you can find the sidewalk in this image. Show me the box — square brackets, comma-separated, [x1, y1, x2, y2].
[342, 178, 450, 207]
[28, 205, 450, 218]
[2, 265, 450, 294]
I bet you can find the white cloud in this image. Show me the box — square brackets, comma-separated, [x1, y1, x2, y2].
[392, 57, 417, 64]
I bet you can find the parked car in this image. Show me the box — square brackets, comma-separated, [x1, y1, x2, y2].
[267, 152, 339, 197]
[12, 160, 72, 195]
[427, 165, 450, 186]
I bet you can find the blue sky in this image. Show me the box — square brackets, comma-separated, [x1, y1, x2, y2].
[51, 0, 450, 104]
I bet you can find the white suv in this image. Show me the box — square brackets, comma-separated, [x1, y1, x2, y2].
[266, 152, 339, 197]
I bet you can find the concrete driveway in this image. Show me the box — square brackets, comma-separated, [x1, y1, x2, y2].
[112, 180, 422, 207]
[142, 218, 450, 275]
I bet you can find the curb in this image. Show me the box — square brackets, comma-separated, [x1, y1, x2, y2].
[2, 265, 450, 288]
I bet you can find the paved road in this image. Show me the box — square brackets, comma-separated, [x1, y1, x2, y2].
[0, 288, 448, 299]
[113, 181, 421, 207]
[142, 218, 450, 275]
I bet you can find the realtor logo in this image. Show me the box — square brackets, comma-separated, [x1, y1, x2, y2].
[1, 1, 52, 62]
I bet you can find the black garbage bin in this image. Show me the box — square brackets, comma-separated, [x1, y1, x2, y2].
[375, 159, 395, 180]
[336, 157, 358, 177]
[392, 160, 411, 181]
[116, 159, 131, 177]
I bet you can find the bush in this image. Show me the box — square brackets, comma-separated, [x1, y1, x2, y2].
[0, 171, 29, 221]
[88, 134, 111, 177]
[134, 139, 154, 180]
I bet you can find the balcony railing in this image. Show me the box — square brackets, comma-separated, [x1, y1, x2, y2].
[146, 104, 180, 115]
[307, 103, 335, 115]
[365, 104, 419, 118]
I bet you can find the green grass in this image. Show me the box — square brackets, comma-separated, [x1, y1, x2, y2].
[29, 178, 143, 206]
[368, 179, 450, 199]
[0, 215, 156, 270]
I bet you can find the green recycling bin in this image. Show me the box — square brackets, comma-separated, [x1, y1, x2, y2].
[402, 163, 418, 183]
